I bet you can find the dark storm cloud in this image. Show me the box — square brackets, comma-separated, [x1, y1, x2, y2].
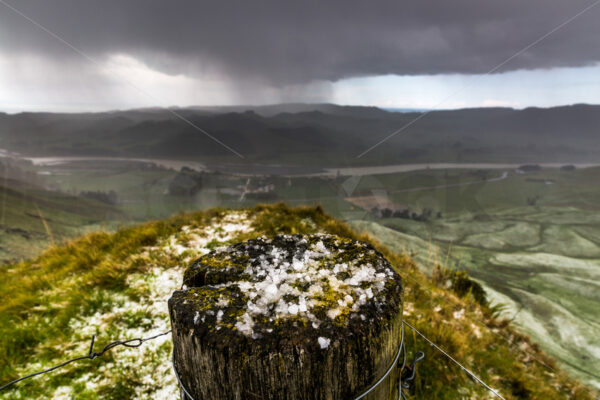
[1, 0, 599, 85]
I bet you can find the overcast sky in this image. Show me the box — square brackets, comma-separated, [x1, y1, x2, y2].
[1, 0, 599, 112]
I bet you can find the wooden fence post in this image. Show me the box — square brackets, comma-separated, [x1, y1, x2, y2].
[168, 234, 403, 400]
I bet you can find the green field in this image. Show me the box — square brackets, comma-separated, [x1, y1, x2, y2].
[344, 167, 600, 388]
[4, 158, 599, 390]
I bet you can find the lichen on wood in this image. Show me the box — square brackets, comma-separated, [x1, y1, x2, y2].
[169, 234, 403, 400]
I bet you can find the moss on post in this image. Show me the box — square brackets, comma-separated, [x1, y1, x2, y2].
[168, 234, 403, 400]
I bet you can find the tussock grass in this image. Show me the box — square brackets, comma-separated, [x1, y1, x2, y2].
[0, 203, 595, 399]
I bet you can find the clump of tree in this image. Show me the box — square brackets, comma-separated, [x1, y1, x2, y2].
[560, 164, 576, 171]
[370, 207, 441, 221]
[80, 190, 118, 205]
[169, 167, 203, 196]
[526, 195, 540, 206]
[432, 265, 487, 306]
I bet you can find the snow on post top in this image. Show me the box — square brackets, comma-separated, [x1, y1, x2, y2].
[169, 234, 402, 349]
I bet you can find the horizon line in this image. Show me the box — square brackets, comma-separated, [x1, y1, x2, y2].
[1, 101, 598, 115]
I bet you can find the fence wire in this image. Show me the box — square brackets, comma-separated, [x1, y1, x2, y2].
[0, 330, 171, 392]
[0, 319, 509, 399]
[0, 321, 503, 400]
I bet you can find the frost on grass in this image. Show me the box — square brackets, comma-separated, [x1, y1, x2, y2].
[2, 212, 255, 400]
[159, 211, 253, 264]
[59, 267, 181, 399]
[170, 234, 403, 345]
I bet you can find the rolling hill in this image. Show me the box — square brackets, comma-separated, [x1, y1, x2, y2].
[0, 204, 595, 399]
[0, 174, 124, 264]
[1, 104, 599, 165]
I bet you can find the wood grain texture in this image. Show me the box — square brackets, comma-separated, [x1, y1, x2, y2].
[169, 234, 403, 400]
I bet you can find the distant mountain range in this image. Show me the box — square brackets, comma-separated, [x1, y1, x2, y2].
[382, 107, 433, 113]
[0, 103, 598, 166]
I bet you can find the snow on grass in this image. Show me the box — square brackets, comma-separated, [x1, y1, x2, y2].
[9, 267, 182, 400]
[53, 386, 73, 400]
[161, 211, 253, 263]
[9, 211, 255, 399]
[48, 267, 181, 399]
[452, 309, 465, 320]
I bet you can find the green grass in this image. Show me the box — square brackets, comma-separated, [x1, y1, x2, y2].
[0, 204, 595, 399]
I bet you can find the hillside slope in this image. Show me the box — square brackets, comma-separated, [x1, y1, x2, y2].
[0, 204, 595, 399]
[0, 177, 124, 264]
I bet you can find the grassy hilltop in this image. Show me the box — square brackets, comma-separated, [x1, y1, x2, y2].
[0, 204, 596, 399]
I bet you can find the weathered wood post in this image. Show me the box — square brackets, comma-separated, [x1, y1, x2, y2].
[168, 234, 403, 400]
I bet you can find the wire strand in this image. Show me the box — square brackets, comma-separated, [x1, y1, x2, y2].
[354, 323, 405, 400]
[0, 330, 171, 392]
[400, 271, 560, 374]
[402, 320, 506, 400]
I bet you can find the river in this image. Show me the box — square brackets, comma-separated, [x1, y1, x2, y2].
[14, 154, 600, 177]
